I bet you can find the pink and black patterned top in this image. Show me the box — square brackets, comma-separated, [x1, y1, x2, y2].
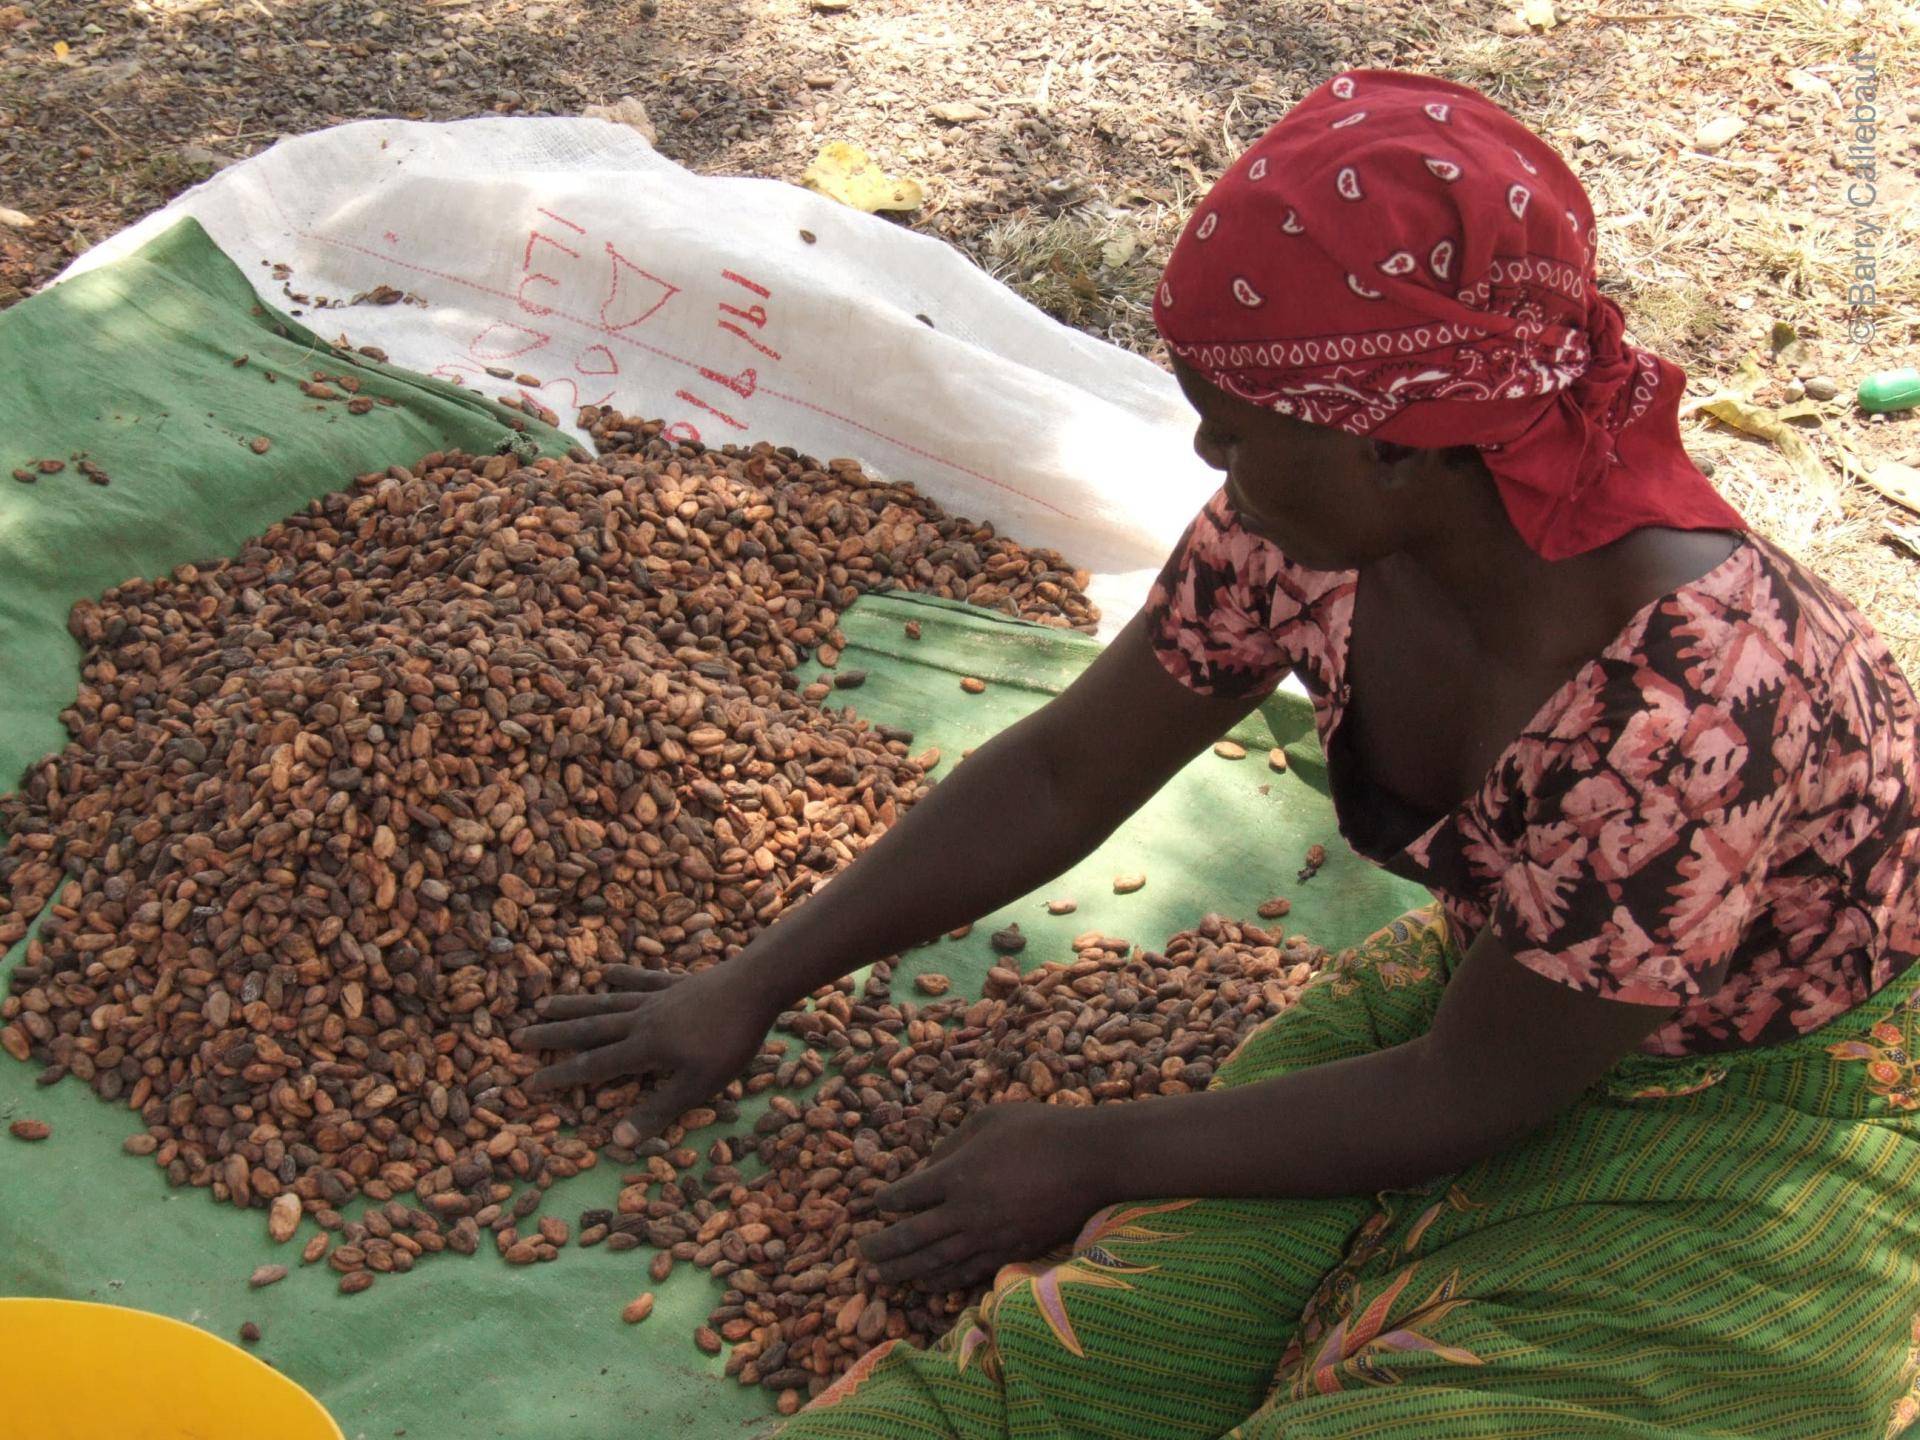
[1146, 487, 1920, 1057]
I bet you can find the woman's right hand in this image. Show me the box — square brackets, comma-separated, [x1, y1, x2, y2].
[515, 963, 781, 1147]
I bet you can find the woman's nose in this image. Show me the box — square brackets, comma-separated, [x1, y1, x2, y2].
[1193, 430, 1230, 472]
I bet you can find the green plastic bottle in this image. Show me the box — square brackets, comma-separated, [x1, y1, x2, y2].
[1858, 368, 1920, 414]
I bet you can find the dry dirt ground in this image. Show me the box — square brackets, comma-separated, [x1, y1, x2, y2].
[0, 0, 1916, 668]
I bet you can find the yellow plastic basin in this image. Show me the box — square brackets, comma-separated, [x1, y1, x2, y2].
[0, 1298, 343, 1439]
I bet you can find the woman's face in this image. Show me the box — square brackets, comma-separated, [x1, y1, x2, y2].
[1171, 356, 1436, 571]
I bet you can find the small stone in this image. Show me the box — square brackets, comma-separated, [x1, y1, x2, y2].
[583, 96, 658, 146]
[929, 102, 990, 124]
[1803, 375, 1840, 401]
[1694, 116, 1747, 153]
[1493, 11, 1530, 34]
[1112, 873, 1146, 895]
[811, 0, 852, 10]
[0, 205, 33, 230]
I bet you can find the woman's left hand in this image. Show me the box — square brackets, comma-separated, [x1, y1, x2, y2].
[859, 1102, 1110, 1294]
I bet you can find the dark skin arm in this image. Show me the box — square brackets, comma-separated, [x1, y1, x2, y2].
[863, 924, 1675, 1291]
[514, 611, 1259, 1143]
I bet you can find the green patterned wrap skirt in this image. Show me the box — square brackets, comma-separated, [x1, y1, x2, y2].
[776, 905, 1920, 1440]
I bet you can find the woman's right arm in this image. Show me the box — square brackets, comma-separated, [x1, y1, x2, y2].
[516, 609, 1265, 1144]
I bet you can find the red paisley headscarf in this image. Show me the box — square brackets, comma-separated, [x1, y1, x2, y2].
[1154, 69, 1744, 562]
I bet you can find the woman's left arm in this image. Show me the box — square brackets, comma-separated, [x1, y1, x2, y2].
[863, 926, 1676, 1291]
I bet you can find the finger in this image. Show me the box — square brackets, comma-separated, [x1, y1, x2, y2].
[859, 1207, 961, 1266]
[874, 1229, 979, 1288]
[535, 992, 650, 1021]
[612, 1073, 706, 1150]
[917, 1251, 1000, 1296]
[604, 965, 678, 992]
[517, 1012, 640, 1055]
[926, 1109, 988, 1164]
[529, 1040, 651, 1093]
[875, 1161, 948, 1216]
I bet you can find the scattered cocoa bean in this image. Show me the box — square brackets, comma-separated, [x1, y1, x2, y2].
[1299, 844, 1328, 881]
[1268, 747, 1289, 772]
[1046, 898, 1077, 915]
[1112, 873, 1146, 894]
[989, 925, 1026, 955]
[268, 1192, 302, 1244]
[249, 1264, 288, 1289]
[239, 1321, 262, 1344]
[959, 677, 987, 694]
[9, 1119, 49, 1141]
[1213, 740, 1246, 760]
[913, 973, 949, 996]
[622, 1293, 656, 1324]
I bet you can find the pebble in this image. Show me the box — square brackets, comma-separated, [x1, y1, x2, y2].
[1694, 115, 1746, 152]
[1804, 375, 1840, 401]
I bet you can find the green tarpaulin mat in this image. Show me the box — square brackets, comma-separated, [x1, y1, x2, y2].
[0, 221, 1428, 1440]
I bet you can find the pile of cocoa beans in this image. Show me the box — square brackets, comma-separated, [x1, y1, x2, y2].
[664, 914, 1328, 1405]
[0, 428, 1094, 1287]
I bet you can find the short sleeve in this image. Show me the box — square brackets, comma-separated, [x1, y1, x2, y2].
[1488, 666, 1795, 1008]
[1143, 488, 1349, 700]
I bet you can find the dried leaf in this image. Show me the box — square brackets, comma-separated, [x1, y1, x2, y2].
[1099, 231, 1140, 268]
[1865, 461, 1920, 516]
[1686, 378, 1839, 511]
[801, 142, 924, 213]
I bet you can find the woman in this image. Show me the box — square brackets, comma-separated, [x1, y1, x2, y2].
[520, 71, 1920, 1438]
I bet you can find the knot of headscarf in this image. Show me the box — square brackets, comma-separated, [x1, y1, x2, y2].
[1154, 69, 1744, 561]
